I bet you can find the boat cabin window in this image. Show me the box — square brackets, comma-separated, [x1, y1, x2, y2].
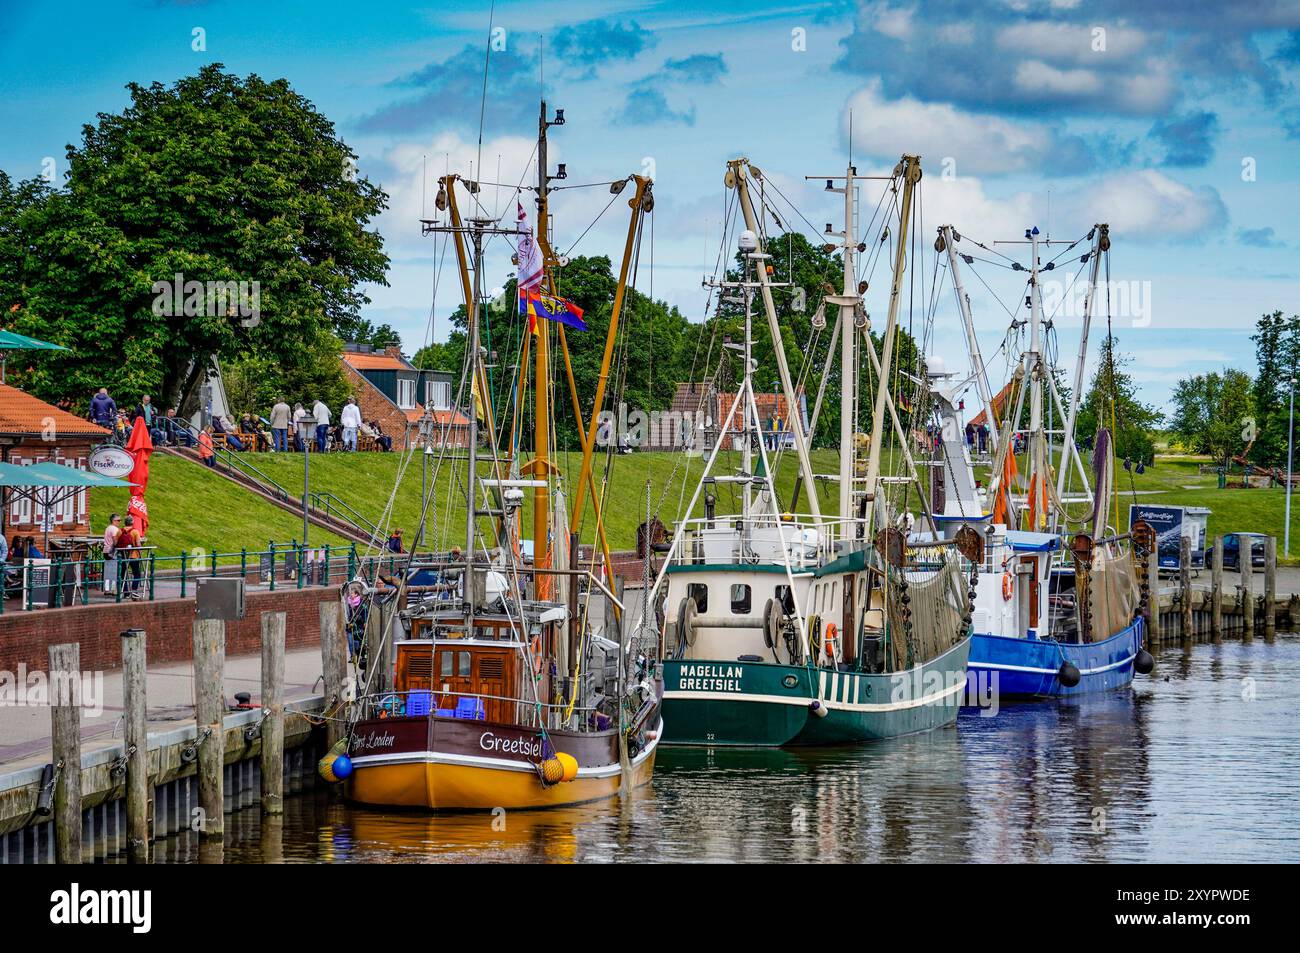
[775, 585, 794, 614]
[731, 583, 751, 614]
[687, 583, 708, 613]
[438, 649, 473, 678]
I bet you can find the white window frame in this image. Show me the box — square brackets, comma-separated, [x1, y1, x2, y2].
[396, 378, 416, 409]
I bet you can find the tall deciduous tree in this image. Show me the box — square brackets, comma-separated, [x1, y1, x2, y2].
[1170, 368, 1254, 464]
[1250, 310, 1300, 465]
[1076, 334, 1163, 465]
[2, 64, 388, 413]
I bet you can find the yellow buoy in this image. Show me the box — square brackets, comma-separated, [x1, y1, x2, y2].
[557, 752, 579, 783]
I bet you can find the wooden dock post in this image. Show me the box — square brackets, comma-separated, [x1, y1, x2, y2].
[1241, 555, 1254, 642]
[260, 612, 286, 816]
[1179, 536, 1193, 640]
[320, 601, 348, 750]
[1211, 536, 1224, 640]
[49, 642, 82, 864]
[1149, 572, 1162, 642]
[121, 628, 150, 862]
[1264, 536, 1277, 639]
[193, 618, 226, 840]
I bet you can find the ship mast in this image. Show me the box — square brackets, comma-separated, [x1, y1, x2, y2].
[730, 160, 823, 524]
[861, 155, 922, 525]
[527, 100, 562, 597]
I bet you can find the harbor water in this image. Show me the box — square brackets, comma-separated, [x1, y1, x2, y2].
[150, 634, 1298, 863]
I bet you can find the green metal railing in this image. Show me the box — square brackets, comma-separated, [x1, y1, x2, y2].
[0, 540, 396, 614]
[309, 491, 381, 541]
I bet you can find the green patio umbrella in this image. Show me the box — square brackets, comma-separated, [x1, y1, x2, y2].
[0, 460, 134, 550]
[0, 329, 68, 383]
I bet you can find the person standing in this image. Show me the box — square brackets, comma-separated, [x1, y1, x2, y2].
[270, 397, 291, 453]
[292, 402, 309, 452]
[312, 398, 331, 453]
[118, 516, 143, 599]
[978, 422, 989, 454]
[90, 388, 116, 427]
[340, 396, 362, 452]
[102, 513, 122, 593]
[198, 425, 215, 467]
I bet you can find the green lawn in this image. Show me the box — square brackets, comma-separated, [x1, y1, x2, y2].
[88, 455, 351, 559]
[88, 448, 1300, 564]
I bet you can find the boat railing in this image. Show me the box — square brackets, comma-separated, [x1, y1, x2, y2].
[357, 688, 607, 731]
[670, 515, 869, 569]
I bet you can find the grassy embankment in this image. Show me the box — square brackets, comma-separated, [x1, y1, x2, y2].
[90, 450, 1299, 562]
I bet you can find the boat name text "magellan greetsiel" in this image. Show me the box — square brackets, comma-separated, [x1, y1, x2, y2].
[677, 664, 744, 693]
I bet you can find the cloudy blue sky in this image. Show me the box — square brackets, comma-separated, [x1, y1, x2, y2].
[2, 0, 1298, 413]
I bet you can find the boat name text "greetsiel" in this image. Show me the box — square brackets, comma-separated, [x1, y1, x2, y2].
[677, 664, 744, 693]
[479, 731, 544, 758]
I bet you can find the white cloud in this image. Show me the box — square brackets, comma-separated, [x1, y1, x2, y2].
[997, 22, 1149, 64]
[920, 168, 1226, 244]
[842, 79, 1080, 176]
[1087, 170, 1227, 239]
[1013, 60, 1104, 97]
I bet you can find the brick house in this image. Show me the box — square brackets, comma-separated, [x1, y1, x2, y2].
[0, 382, 110, 540]
[340, 344, 471, 449]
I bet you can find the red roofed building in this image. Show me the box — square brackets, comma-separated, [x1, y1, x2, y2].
[0, 382, 109, 539]
[340, 344, 471, 449]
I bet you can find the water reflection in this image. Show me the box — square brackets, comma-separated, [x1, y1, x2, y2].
[144, 635, 1300, 863]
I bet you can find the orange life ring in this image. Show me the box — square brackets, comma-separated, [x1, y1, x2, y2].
[1002, 573, 1014, 601]
[824, 622, 838, 658]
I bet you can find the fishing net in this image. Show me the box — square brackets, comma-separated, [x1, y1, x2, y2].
[886, 555, 968, 670]
[1083, 544, 1139, 642]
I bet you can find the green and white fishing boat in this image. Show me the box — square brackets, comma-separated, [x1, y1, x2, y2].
[642, 155, 974, 747]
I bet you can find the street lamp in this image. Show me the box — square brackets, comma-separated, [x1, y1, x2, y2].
[301, 413, 311, 547]
[1287, 377, 1296, 558]
[418, 411, 435, 551]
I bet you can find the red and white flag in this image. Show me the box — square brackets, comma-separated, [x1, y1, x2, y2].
[516, 200, 544, 292]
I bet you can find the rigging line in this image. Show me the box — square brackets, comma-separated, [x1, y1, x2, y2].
[562, 189, 622, 257]
[756, 173, 824, 242]
[474, 0, 496, 198]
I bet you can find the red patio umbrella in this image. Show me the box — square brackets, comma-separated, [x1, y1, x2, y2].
[125, 417, 153, 535]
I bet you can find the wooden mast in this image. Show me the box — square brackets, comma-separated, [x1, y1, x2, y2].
[568, 175, 652, 533]
[526, 100, 557, 598]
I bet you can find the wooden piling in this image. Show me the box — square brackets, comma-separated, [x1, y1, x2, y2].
[193, 618, 226, 840]
[1265, 536, 1277, 639]
[1179, 536, 1193, 640]
[49, 642, 82, 864]
[121, 628, 150, 862]
[320, 601, 348, 750]
[1241, 553, 1254, 642]
[1211, 536, 1224, 640]
[260, 612, 286, 816]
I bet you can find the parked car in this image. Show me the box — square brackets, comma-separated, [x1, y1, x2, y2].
[1213, 532, 1268, 572]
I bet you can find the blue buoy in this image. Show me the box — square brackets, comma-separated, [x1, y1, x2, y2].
[332, 755, 353, 780]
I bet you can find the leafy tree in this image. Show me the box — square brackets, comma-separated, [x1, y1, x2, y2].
[416, 254, 697, 451]
[2, 64, 388, 414]
[1170, 368, 1254, 464]
[1076, 334, 1163, 465]
[1250, 310, 1300, 465]
[336, 316, 401, 350]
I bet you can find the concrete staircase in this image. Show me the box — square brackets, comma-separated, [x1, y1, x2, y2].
[158, 445, 379, 546]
